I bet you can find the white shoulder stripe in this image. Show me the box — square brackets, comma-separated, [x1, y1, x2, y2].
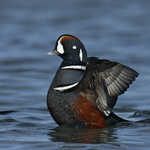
[53, 82, 79, 92]
[61, 65, 86, 70]
[79, 49, 83, 62]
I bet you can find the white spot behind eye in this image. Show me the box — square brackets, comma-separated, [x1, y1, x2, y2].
[79, 49, 83, 62]
[57, 41, 64, 54]
[72, 45, 77, 50]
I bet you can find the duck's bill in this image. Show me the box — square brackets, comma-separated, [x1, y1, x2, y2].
[48, 49, 57, 55]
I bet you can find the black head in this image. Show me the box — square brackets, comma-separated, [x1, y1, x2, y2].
[48, 34, 87, 65]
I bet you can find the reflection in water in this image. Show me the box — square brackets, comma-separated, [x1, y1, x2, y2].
[48, 121, 149, 144]
[49, 126, 117, 144]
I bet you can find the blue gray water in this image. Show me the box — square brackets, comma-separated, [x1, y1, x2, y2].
[1, 0, 150, 150]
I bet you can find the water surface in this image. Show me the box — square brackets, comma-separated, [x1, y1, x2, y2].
[1, 0, 150, 150]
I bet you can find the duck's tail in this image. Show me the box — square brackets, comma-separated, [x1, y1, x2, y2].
[106, 112, 150, 127]
[106, 112, 129, 126]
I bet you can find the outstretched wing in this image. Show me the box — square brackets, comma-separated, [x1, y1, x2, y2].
[88, 57, 139, 98]
[87, 57, 139, 116]
[100, 62, 138, 98]
[100, 61, 138, 98]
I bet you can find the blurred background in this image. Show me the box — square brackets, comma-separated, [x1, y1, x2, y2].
[0, 0, 150, 150]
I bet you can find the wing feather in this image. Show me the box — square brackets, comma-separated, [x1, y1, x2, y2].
[100, 63, 139, 97]
[86, 57, 139, 116]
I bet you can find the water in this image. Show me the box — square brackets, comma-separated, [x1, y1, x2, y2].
[0, 0, 150, 149]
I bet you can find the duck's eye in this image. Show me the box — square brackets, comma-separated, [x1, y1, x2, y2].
[72, 45, 77, 50]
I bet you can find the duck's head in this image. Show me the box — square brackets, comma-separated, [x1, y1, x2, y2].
[48, 34, 87, 65]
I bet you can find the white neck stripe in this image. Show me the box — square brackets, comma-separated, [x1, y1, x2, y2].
[61, 65, 86, 70]
[54, 82, 79, 92]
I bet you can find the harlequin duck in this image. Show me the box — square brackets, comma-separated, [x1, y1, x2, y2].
[47, 34, 139, 128]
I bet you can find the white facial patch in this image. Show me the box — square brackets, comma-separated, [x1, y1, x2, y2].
[79, 49, 83, 62]
[72, 45, 77, 50]
[56, 41, 64, 54]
